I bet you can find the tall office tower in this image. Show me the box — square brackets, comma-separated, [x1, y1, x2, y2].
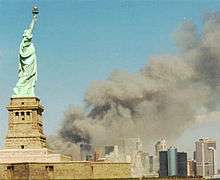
[187, 160, 197, 176]
[195, 138, 216, 177]
[123, 137, 143, 156]
[155, 139, 167, 157]
[177, 152, 187, 177]
[122, 138, 142, 162]
[104, 145, 121, 162]
[93, 149, 101, 162]
[122, 137, 145, 177]
[168, 147, 177, 176]
[149, 155, 154, 173]
[159, 151, 168, 177]
[80, 143, 92, 160]
[159, 149, 187, 177]
[143, 152, 150, 175]
[105, 146, 115, 155]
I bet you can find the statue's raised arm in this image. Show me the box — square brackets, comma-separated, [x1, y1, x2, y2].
[13, 6, 39, 97]
[29, 15, 37, 34]
[29, 7, 39, 34]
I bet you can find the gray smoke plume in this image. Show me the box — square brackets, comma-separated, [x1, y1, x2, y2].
[48, 13, 220, 159]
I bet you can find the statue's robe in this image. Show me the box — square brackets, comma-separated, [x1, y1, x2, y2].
[13, 31, 37, 97]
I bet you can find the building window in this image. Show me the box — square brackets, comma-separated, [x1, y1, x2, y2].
[26, 112, 30, 116]
[21, 145, 24, 149]
[15, 112, 19, 116]
[7, 166, 14, 170]
[46, 166, 54, 172]
[21, 112, 25, 116]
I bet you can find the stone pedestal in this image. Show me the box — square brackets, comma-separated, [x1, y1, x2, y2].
[5, 97, 46, 149]
[0, 97, 71, 163]
[0, 148, 71, 163]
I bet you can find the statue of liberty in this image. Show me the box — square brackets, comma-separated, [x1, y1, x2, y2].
[13, 6, 39, 97]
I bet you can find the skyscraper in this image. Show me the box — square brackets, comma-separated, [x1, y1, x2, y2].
[159, 151, 168, 177]
[195, 138, 216, 177]
[149, 155, 154, 173]
[159, 148, 187, 177]
[122, 137, 145, 177]
[168, 147, 177, 176]
[80, 143, 92, 160]
[155, 139, 167, 157]
[177, 152, 187, 177]
[123, 137, 143, 156]
[105, 146, 115, 155]
[155, 139, 167, 175]
[187, 160, 197, 177]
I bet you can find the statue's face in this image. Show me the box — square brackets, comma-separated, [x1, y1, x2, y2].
[23, 37, 31, 47]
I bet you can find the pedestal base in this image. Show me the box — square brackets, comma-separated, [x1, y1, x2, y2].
[0, 148, 71, 163]
[5, 97, 47, 149]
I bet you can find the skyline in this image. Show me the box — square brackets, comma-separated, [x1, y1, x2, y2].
[0, 0, 220, 166]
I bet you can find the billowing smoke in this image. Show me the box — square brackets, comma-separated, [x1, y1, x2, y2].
[48, 12, 220, 159]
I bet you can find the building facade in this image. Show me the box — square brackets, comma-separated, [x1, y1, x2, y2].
[155, 139, 167, 157]
[187, 160, 197, 177]
[195, 138, 216, 177]
[159, 148, 187, 177]
[167, 147, 177, 176]
[80, 143, 92, 161]
[159, 151, 168, 177]
[177, 152, 187, 177]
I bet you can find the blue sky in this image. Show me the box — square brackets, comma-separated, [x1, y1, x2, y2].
[1, 0, 220, 162]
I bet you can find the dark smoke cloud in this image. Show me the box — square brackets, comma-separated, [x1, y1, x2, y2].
[48, 12, 220, 159]
[59, 107, 91, 144]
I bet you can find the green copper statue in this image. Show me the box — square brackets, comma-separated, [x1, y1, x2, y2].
[13, 6, 39, 97]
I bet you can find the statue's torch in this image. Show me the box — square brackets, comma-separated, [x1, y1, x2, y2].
[32, 6, 39, 16]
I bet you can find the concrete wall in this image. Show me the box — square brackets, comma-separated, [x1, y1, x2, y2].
[0, 162, 204, 180]
[92, 162, 131, 179]
[0, 163, 31, 180]
[29, 162, 92, 179]
[0, 161, 131, 179]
